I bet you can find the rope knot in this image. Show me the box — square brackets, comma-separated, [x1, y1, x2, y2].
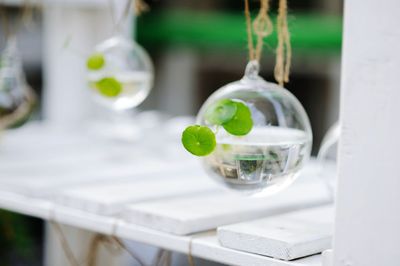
[253, 13, 273, 37]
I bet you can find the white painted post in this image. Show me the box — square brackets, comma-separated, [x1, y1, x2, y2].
[332, 1, 400, 266]
[42, 2, 113, 127]
[42, 2, 134, 265]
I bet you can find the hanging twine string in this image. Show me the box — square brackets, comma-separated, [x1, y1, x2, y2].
[154, 249, 172, 266]
[187, 238, 196, 266]
[253, 0, 273, 61]
[0, 0, 39, 38]
[244, 0, 255, 61]
[109, 0, 149, 34]
[86, 218, 146, 266]
[49, 221, 80, 266]
[86, 233, 146, 266]
[134, 0, 149, 16]
[244, 0, 291, 86]
[244, 0, 273, 61]
[274, 0, 291, 86]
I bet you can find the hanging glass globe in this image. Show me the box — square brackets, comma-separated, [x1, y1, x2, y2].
[195, 61, 312, 196]
[86, 35, 154, 111]
[0, 37, 36, 130]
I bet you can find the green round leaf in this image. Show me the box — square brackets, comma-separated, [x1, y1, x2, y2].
[223, 102, 253, 136]
[182, 125, 216, 156]
[95, 77, 122, 97]
[87, 53, 105, 70]
[205, 99, 237, 125]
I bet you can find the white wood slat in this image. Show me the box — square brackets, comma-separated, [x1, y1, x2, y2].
[56, 173, 219, 215]
[0, 161, 195, 198]
[123, 181, 331, 235]
[191, 235, 322, 266]
[217, 206, 333, 261]
[0, 136, 150, 173]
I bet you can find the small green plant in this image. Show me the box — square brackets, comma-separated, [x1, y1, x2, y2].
[94, 77, 122, 97]
[87, 53, 105, 70]
[86, 53, 124, 98]
[182, 125, 216, 156]
[222, 101, 253, 136]
[181, 99, 253, 156]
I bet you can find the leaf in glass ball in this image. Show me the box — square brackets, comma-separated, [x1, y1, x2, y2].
[182, 125, 216, 156]
[223, 102, 253, 136]
[205, 99, 237, 125]
[87, 53, 105, 70]
[95, 77, 122, 97]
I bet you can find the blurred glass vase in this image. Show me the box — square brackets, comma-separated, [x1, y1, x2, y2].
[86, 35, 154, 111]
[317, 121, 340, 199]
[0, 36, 36, 130]
[196, 61, 312, 196]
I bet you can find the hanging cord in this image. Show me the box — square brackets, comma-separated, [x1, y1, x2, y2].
[114, 0, 132, 33]
[0, 0, 38, 39]
[86, 218, 146, 266]
[153, 249, 172, 266]
[50, 221, 80, 266]
[48, 208, 81, 266]
[187, 238, 196, 266]
[109, 0, 149, 34]
[87, 234, 146, 266]
[244, 0, 255, 61]
[244, 0, 291, 85]
[0, 5, 10, 39]
[274, 0, 291, 86]
[134, 0, 149, 16]
[244, 0, 273, 61]
[253, 0, 273, 61]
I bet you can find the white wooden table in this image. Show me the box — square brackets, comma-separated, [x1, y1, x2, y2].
[0, 119, 334, 266]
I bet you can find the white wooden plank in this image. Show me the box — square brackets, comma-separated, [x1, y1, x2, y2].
[0, 160, 195, 198]
[123, 181, 331, 235]
[218, 206, 333, 260]
[0, 133, 147, 173]
[191, 235, 322, 266]
[56, 173, 218, 215]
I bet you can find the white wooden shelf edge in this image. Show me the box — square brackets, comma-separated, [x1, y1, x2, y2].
[0, 190, 322, 266]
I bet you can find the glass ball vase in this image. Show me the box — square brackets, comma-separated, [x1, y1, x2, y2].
[0, 37, 36, 130]
[87, 35, 154, 111]
[196, 61, 312, 196]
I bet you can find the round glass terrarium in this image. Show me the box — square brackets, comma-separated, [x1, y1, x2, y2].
[87, 35, 154, 111]
[196, 61, 312, 196]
